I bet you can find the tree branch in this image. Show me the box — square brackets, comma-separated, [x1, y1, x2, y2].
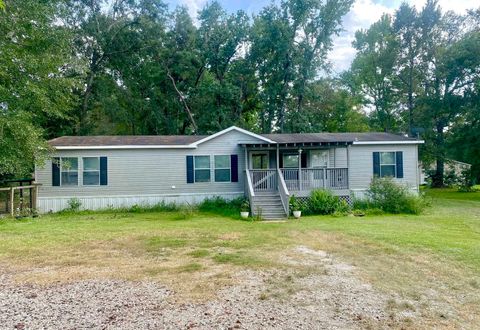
[166, 70, 198, 133]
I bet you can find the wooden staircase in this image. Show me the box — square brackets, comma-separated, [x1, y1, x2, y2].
[252, 192, 288, 220]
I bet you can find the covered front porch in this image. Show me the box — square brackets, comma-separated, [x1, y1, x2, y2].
[241, 140, 352, 218]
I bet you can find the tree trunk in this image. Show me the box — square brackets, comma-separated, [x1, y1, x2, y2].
[167, 70, 198, 133]
[431, 122, 445, 187]
[408, 57, 414, 136]
[78, 70, 95, 134]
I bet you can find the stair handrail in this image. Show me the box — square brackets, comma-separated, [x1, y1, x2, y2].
[245, 169, 255, 214]
[277, 168, 290, 216]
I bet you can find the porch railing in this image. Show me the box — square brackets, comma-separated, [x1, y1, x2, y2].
[327, 168, 349, 189]
[280, 168, 348, 191]
[249, 169, 278, 192]
[277, 168, 290, 215]
[249, 168, 349, 192]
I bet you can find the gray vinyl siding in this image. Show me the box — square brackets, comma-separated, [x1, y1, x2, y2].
[348, 144, 419, 193]
[36, 130, 263, 199]
[329, 147, 347, 168]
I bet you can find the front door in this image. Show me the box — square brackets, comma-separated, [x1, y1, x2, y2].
[250, 152, 276, 191]
[251, 152, 269, 169]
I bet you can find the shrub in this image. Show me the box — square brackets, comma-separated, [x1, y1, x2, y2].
[240, 200, 250, 212]
[289, 195, 301, 211]
[127, 201, 179, 213]
[457, 168, 476, 192]
[65, 198, 82, 212]
[359, 177, 428, 214]
[14, 207, 39, 219]
[305, 189, 349, 215]
[198, 196, 246, 217]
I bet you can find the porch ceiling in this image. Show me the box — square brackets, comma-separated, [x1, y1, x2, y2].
[240, 141, 351, 148]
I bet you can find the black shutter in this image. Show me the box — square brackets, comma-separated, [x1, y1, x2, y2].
[186, 156, 194, 183]
[231, 155, 238, 182]
[279, 153, 283, 168]
[52, 157, 60, 186]
[396, 151, 404, 178]
[100, 157, 108, 185]
[301, 153, 307, 168]
[373, 152, 380, 176]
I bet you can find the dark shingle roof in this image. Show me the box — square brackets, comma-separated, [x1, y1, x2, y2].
[49, 135, 207, 147]
[260, 132, 416, 144]
[49, 131, 417, 148]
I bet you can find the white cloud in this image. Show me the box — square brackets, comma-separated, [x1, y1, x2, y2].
[175, 0, 207, 22]
[329, 0, 393, 73]
[328, 0, 478, 74]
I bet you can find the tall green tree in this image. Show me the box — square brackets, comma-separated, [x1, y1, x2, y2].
[393, 3, 422, 136]
[250, 0, 353, 133]
[60, 0, 167, 134]
[286, 79, 369, 133]
[349, 14, 400, 132]
[415, 1, 480, 187]
[0, 0, 76, 178]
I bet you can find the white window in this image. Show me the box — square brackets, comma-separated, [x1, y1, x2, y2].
[194, 156, 211, 182]
[83, 157, 100, 185]
[380, 152, 396, 177]
[283, 154, 299, 168]
[214, 155, 231, 182]
[60, 157, 78, 186]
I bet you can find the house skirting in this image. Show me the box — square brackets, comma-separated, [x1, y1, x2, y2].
[37, 192, 244, 213]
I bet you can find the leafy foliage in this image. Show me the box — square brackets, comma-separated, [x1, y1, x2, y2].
[1, 0, 479, 187]
[289, 195, 300, 212]
[0, 0, 76, 179]
[355, 177, 428, 214]
[304, 189, 349, 215]
[65, 198, 82, 212]
[198, 196, 246, 218]
[347, 0, 480, 185]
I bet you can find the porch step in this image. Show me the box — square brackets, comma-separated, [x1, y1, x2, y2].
[251, 192, 288, 220]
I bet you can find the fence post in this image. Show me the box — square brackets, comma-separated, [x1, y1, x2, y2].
[9, 187, 14, 217]
[31, 185, 38, 210]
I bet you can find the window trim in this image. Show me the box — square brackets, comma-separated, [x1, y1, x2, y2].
[282, 153, 300, 169]
[82, 157, 101, 186]
[194, 155, 211, 183]
[60, 157, 79, 186]
[214, 155, 231, 183]
[379, 151, 396, 178]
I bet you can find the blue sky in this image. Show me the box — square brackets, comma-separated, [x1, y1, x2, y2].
[164, 0, 478, 73]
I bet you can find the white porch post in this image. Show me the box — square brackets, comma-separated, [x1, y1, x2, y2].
[298, 148, 302, 191]
[244, 146, 248, 170]
[276, 144, 280, 170]
[347, 145, 351, 190]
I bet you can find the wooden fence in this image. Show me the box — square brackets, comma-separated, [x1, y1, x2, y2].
[0, 183, 39, 217]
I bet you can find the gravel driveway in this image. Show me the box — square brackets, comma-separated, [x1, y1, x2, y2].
[0, 247, 417, 329]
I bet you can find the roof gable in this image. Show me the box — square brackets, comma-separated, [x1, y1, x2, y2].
[190, 126, 275, 146]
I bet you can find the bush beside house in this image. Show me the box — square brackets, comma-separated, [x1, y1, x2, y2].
[354, 177, 428, 215]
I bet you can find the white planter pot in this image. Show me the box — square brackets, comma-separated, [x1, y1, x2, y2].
[293, 210, 302, 219]
[240, 211, 249, 219]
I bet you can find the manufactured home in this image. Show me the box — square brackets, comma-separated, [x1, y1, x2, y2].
[35, 126, 423, 219]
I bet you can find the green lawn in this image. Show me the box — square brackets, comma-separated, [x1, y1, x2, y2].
[0, 188, 479, 326]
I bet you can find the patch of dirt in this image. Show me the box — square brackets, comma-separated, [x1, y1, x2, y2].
[0, 246, 427, 329]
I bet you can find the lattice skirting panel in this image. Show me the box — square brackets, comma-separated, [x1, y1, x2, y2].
[338, 195, 352, 206]
[296, 195, 352, 210]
